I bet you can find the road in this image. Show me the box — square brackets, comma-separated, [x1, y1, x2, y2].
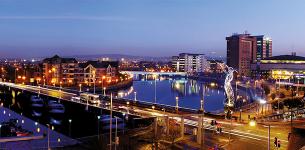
[0, 82, 291, 149]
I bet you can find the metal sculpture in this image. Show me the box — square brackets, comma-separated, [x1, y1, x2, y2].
[223, 66, 235, 119]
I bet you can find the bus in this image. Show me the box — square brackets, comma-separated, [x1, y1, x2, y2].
[80, 93, 100, 104]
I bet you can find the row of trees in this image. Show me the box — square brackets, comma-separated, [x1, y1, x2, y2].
[271, 97, 305, 110]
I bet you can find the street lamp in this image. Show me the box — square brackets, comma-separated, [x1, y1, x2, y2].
[153, 74, 157, 104]
[134, 92, 137, 102]
[47, 124, 50, 150]
[114, 116, 119, 150]
[175, 96, 179, 112]
[259, 99, 267, 116]
[68, 119, 72, 137]
[235, 81, 239, 100]
[102, 76, 106, 90]
[200, 99, 204, 111]
[59, 81, 62, 90]
[109, 93, 113, 150]
[103, 87, 106, 96]
[97, 116, 100, 139]
[15, 68, 19, 83]
[92, 71, 96, 94]
[296, 78, 300, 96]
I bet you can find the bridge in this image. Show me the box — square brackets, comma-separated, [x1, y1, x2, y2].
[120, 71, 187, 76]
[0, 82, 290, 148]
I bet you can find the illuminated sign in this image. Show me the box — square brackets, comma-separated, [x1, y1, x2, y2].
[271, 70, 293, 79]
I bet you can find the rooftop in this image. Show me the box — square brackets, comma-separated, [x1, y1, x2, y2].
[79, 60, 119, 68]
[43, 55, 77, 63]
[263, 55, 305, 61]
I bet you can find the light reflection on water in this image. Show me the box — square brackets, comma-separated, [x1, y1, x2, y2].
[118, 76, 226, 112]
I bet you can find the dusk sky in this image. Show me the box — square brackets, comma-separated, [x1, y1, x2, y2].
[1, 0, 305, 58]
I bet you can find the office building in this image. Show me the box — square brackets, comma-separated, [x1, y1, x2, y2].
[226, 33, 272, 76]
[172, 53, 209, 73]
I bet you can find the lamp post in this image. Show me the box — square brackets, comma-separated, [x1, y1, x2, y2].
[114, 116, 119, 150]
[296, 78, 300, 96]
[97, 116, 100, 139]
[15, 68, 18, 83]
[93, 71, 96, 94]
[175, 96, 179, 112]
[59, 81, 62, 90]
[47, 124, 50, 150]
[103, 87, 106, 96]
[259, 99, 267, 116]
[134, 92, 137, 102]
[200, 99, 204, 111]
[153, 74, 157, 104]
[235, 81, 239, 100]
[68, 119, 72, 137]
[109, 93, 113, 150]
[268, 124, 270, 150]
[102, 76, 106, 90]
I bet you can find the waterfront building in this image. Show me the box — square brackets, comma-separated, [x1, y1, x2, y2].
[251, 53, 305, 82]
[79, 60, 119, 85]
[208, 60, 226, 73]
[172, 53, 209, 73]
[226, 33, 272, 76]
[42, 55, 79, 85]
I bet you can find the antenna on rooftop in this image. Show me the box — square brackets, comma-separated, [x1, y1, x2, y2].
[244, 30, 249, 35]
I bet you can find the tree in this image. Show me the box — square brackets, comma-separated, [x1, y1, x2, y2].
[271, 93, 276, 100]
[279, 92, 286, 98]
[262, 84, 271, 96]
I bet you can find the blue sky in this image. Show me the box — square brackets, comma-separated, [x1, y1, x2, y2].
[0, 0, 305, 58]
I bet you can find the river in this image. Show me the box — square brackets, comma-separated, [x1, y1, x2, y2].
[118, 76, 226, 112]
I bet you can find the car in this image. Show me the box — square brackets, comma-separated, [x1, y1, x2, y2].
[71, 96, 80, 102]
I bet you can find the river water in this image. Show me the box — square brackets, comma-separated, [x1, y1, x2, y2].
[118, 76, 226, 112]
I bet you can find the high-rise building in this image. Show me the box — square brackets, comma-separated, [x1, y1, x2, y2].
[172, 53, 209, 73]
[254, 35, 272, 61]
[226, 33, 272, 76]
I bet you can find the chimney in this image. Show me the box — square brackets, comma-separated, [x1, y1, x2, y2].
[291, 52, 296, 56]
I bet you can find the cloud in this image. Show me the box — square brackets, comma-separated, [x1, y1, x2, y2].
[0, 16, 133, 21]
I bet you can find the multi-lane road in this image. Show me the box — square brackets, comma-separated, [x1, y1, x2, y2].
[0, 82, 291, 149]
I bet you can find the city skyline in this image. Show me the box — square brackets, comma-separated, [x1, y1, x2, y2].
[1, 0, 305, 58]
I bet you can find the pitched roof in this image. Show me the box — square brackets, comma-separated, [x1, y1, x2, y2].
[79, 61, 119, 69]
[43, 55, 77, 63]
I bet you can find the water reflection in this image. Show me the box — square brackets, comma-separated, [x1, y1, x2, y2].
[118, 76, 226, 112]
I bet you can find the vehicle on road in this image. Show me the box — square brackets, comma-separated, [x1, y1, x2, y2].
[80, 93, 100, 104]
[71, 96, 81, 102]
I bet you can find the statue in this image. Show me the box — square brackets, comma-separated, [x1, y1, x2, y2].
[224, 66, 235, 119]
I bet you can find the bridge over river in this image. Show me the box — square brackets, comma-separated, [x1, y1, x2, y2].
[0, 81, 290, 148]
